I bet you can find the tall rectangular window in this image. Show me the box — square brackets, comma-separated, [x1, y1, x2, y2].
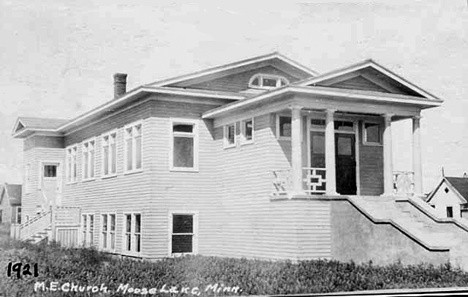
[124, 122, 143, 173]
[171, 119, 198, 171]
[101, 213, 116, 250]
[171, 214, 195, 255]
[447, 206, 454, 218]
[277, 115, 291, 139]
[123, 213, 142, 254]
[241, 118, 254, 144]
[224, 123, 236, 148]
[102, 131, 117, 177]
[66, 146, 78, 183]
[82, 139, 95, 180]
[81, 214, 94, 247]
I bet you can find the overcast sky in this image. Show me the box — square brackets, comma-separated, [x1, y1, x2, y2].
[0, 0, 467, 192]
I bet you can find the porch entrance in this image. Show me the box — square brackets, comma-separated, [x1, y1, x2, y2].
[335, 133, 357, 195]
[309, 120, 357, 195]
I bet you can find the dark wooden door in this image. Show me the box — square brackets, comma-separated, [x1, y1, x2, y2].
[335, 133, 357, 195]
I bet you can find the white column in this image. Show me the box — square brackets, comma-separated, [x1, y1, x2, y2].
[325, 109, 337, 195]
[291, 105, 303, 194]
[383, 113, 394, 196]
[413, 115, 423, 196]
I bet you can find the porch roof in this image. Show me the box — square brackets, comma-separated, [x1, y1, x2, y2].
[202, 85, 443, 119]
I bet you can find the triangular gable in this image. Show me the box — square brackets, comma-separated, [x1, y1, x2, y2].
[12, 119, 25, 135]
[296, 59, 442, 102]
[147, 52, 318, 89]
[427, 178, 468, 204]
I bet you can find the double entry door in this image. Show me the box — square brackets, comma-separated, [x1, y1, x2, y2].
[309, 129, 357, 195]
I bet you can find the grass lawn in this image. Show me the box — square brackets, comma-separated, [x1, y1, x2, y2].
[2, 227, 468, 296]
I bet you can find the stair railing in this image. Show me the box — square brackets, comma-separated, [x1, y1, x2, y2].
[18, 210, 52, 241]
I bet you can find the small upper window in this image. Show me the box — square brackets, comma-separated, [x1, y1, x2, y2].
[241, 118, 254, 144]
[224, 123, 236, 148]
[363, 122, 382, 145]
[43, 165, 57, 178]
[249, 74, 289, 89]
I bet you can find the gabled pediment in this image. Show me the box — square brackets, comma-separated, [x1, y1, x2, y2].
[297, 59, 441, 101]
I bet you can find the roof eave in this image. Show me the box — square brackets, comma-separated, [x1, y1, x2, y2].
[202, 86, 442, 119]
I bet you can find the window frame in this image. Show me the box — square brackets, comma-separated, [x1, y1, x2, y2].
[169, 118, 199, 172]
[81, 213, 94, 247]
[168, 211, 198, 257]
[122, 212, 142, 256]
[65, 145, 78, 184]
[248, 74, 289, 89]
[241, 118, 254, 145]
[81, 138, 97, 181]
[276, 114, 292, 141]
[362, 121, 383, 146]
[100, 213, 117, 252]
[123, 120, 143, 175]
[42, 164, 58, 180]
[101, 130, 118, 178]
[223, 123, 237, 149]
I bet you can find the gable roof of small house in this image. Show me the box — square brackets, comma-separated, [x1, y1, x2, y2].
[426, 177, 468, 204]
[0, 183, 22, 206]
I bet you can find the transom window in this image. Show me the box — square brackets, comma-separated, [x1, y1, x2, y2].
[102, 131, 117, 177]
[249, 74, 289, 89]
[66, 146, 78, 183]
[82, 139, 96, 180]
[124, 122, 142, 173]
[171, 119, 199, 171]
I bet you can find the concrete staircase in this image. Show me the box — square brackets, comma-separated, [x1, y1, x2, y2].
[349, 195, 468, 269]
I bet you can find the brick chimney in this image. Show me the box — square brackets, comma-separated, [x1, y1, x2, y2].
[113, 73, 127, 99]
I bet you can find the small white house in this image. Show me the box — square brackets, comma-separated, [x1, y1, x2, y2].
[426, 176, 468, 219]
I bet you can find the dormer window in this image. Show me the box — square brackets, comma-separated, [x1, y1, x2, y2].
[249, 74, 289, 89]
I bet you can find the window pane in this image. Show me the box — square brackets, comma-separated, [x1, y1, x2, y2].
[172, 235, 193, 253]
[263, 77, 277, 87]
[83, 152, 89, 179]
[279, 116, 291, 137]
[110, 215, 115, 231]
[102, 215, 108, 231]
[226, 124, 235, 144]
[135, 136, 142, 169]
[44, 165, 57, 177]
[365, 123, 381, 143]
[126, 234, 131, 251]
[135, 214, 141, 233]
[173, 215, 193, 233]
[111, 233, 115, 249]
[111, 143, 117, 174]
[312, 135, 325, 154]
[126, 214, 132, 232]
[90, 150, 95, 178]
[173, 137, 194, 168]
[135, 234, 141, 253]
[244, 120, 253, 141]
[251, 77, 260, 86]
[173, 124, 193, 133]
[126, 138, 133, 170]
[337, 137, 352, 156]
[103, 146, 109, 175]
[335, 121, 354, 131]
[311, 119, 325, 126]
